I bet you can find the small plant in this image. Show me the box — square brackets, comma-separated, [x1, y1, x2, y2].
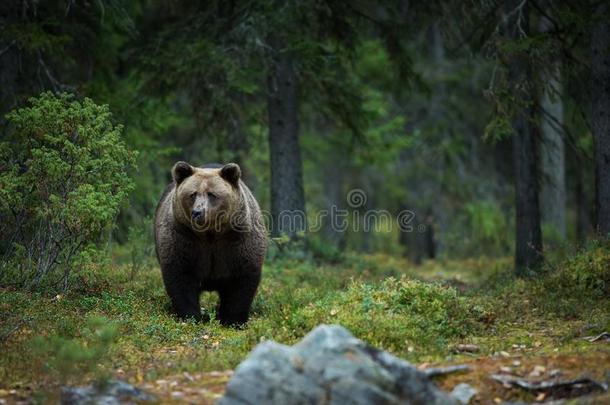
[126, 216, 155, 280]
[0, 92, 136, 291]
[450, 199, 513, 257]
[30, 316, 118, 384]
[266, 233, 311, 261]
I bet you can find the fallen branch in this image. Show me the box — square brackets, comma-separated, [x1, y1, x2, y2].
[491, 374, 608, 399]
[423, 365, 471, 378]
[0, 319, 25, 343]
[582, 332, 610, 343]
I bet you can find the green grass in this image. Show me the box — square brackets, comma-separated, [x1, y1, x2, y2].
[0, 242, 609, 398]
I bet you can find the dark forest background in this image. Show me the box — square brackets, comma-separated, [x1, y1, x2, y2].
[1, 0, 609, 286]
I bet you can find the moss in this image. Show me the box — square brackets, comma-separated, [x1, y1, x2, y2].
[295, 277, 489, 358]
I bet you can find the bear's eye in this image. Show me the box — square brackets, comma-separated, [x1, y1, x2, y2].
[189, 192, 197, 201]
[207, 192, 217, 201]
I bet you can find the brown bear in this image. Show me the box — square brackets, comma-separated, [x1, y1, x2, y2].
[154, 161, 267, 326]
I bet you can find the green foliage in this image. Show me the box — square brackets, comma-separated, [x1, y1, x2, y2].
[265, 233, 312, 262]
[461, 200, 512, 256]
[532, 241, 610, 315]
[484, 113, 513, 142]
[297, 277, 487, 352]
[0, 0, 601, 264]
[3, 20, 72, 54]
[30, 316, 118, 383]
[487, 241, 610, 320]
[1, 251, 608, 392]
[0, 92, 136, 291]
[125, 216, 155, 280]
[305, 233, 343, 262]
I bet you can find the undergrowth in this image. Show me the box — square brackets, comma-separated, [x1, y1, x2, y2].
[0, 242, 608, 395]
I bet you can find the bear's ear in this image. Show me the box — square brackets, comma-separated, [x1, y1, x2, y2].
[172, 161, 194, 185]
[220, 163, 241, 186]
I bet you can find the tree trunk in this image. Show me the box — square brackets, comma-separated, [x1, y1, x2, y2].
[575, 167, 592, 242]
[322, 160, 344, 247]
[539, 14, 566, 240]
[424, 209, 436, 259]
[513, 100, 543, 274]
[396, 22, 445, 262]
[427, 23, 444, 258]
[505, 0, 543, 274]
[399, 205, 424, 264]
[267, 43, 306, 238]
[228, 118, 251, 181]
[592, 4, 610, 237]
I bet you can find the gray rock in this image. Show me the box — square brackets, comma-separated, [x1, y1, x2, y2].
[450, 383, 477, 404]
[219, 324, 456, 405]
[61, 379, 156, 405]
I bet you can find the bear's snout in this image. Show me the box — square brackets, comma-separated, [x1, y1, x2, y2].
[192, 208, 204, 220]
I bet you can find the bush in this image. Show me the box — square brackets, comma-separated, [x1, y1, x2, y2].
[126, 215, 155, 280]
[294, 277, 488, 355]
[30, 316, 118, 383]
[530, 240, 610, 316]
[0, 92, 136, 291]
[446, 199, 513, 257]
[488, 240, 610, 320]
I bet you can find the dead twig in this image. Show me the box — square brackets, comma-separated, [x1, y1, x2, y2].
[582, 332, 610, 343]
[491, 374, 608, 399]
[423, 364, 471, 378]
[0, 319, 26, 343]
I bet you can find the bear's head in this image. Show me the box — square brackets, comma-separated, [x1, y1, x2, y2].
[171, 161, 244, 234]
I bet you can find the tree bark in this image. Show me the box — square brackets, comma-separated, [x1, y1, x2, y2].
[575, 167, 593, 241]
[592, 3, 610, 237]
[399, 23, 444, 261]
[505, 0, 543, 274]
[539, 14, 566, 240]
[426, 23, 444, 258]
[267, 43, 306, 238]
[228, 118, 251, 181]
[322, 160, 344, 247]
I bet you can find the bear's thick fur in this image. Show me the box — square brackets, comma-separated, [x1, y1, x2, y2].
[154, 161, 266, 326]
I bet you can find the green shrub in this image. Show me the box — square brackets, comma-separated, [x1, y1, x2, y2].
[265, 234, 311, 261]
[125, 215, 155, 280]
[305, 233, 344, 262]
[468, 200, 511, 253]
[488, 241, 610, 320]
[446, 199, 513, 257]
[531, 240, 610, 316]
[295, 277, 488, 355]
[561, 241, 610, 297]
[0, 92, 136, 291]
[30, 316, 118, 383]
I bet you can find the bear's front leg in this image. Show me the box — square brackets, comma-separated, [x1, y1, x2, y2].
[217, 272, 260, 327]
[161, 267, 206, 321]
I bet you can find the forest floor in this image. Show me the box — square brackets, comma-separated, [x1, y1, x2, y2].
[1, 244, 609, 404]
